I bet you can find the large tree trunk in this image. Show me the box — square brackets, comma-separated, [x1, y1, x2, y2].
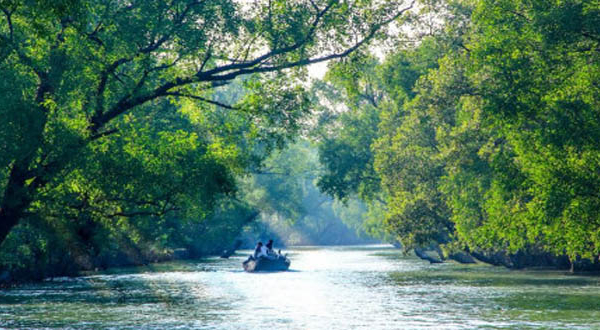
[0, 72, 55, 247]
[448, 251, 477, 264]
[414, 247, 443, 264]
[0, 210, 21, 248]
[0, 162, 35, 246]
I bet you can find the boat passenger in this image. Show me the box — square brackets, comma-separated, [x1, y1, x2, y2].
[254, 242, 266, 259]
[265, 239, 279, 260]
[266, 239, 274, 253]
[260, 242, 269, 257]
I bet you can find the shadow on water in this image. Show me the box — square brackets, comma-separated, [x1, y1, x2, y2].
[1, 276, 199, 307]
[82, 258, 220, 275]
[244, 269, 301, 274]
[497, 292, 600, 311]
[389, 265, 600, 287]
[0, 259, 230, 307]
[387, 262, 600, 314]
[0, 258, 239, 329]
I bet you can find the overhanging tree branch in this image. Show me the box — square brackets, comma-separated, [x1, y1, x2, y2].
[90, 128, 118, 141]
[92, 0, 204, 122]
[1, 7, 14, 41]
[89, 1, 415, 134]
[199, 0, 337, 79]
[105, 207, 180, 218]
[164, 92, 237, 110]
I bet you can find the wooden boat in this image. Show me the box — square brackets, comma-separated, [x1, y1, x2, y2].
[243, 254, 291, 272]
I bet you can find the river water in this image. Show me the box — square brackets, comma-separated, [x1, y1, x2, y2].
[1, 245, 600, 329]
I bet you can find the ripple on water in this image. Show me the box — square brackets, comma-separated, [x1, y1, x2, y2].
[1, 245, 600, 330]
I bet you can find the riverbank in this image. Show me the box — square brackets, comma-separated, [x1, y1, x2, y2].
[4, 242, 600, 288]
[0, 246, 192, 288]
[410, 246, 600, 273]
[0, 240, 368, 287]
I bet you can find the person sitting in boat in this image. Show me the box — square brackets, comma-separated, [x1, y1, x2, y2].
[266, 240, 274, 254]
[253, 242, 267, 259]
[265, 239, 280, 260]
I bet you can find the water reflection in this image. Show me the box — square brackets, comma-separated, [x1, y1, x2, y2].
[1, 245, 599, 329]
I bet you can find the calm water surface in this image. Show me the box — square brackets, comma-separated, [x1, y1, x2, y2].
[1, 245, 600, 329]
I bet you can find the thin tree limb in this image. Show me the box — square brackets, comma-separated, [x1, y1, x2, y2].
[165, 92, 237, 110]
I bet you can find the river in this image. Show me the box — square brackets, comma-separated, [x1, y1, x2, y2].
[1, 245, 600, 329]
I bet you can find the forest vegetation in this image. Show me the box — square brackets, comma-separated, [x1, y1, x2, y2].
[315, 0, 600, 270]
[1, 0, 599, 283]
[0, 0, 405, 283]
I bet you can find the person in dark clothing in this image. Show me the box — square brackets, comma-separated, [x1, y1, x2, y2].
[266, 239, 274, 253]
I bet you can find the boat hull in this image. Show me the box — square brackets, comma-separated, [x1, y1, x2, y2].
[243, 256, 291, 272]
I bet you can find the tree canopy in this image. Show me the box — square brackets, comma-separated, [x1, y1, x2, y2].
[315, 0, 600, 265]
[2, 0, 599, 278]
[0, 0, 415, 248]
[0, 0, 418, 280]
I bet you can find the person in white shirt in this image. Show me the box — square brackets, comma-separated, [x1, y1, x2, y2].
[253, 242, 266, 259]
[261, 243, 269, 257]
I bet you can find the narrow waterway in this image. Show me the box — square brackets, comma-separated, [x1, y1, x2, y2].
[1, 245, 600, 329]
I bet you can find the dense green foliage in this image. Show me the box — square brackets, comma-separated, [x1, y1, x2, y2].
[316, 0, 600, 265]
[2, 0, 598, 279]
[0, 0, 415, 281]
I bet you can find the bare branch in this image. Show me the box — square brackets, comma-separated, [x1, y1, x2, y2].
[1, 7, 14, 41]
[582, 31, 600, 43]
[89, 1, 415, 133]
[0, 7, 47, 78]
[150, 55, 182, 72]
[165, 92, 237, 110]
[199, 47, 212, 72]
[198, 0, 337, 78]
[242, 35, 260, 63]
[89, 128, 118, 141]
[203, 1, 415, 81]
[85, 21, 104, 47]
[106, 207, 180, 218]
[507, 9, 530, 21]
[90, 0, 204, 128]
[139, 34, 171, 54]
[95, 57, 133, 117]
[309, 0, 320, 12]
